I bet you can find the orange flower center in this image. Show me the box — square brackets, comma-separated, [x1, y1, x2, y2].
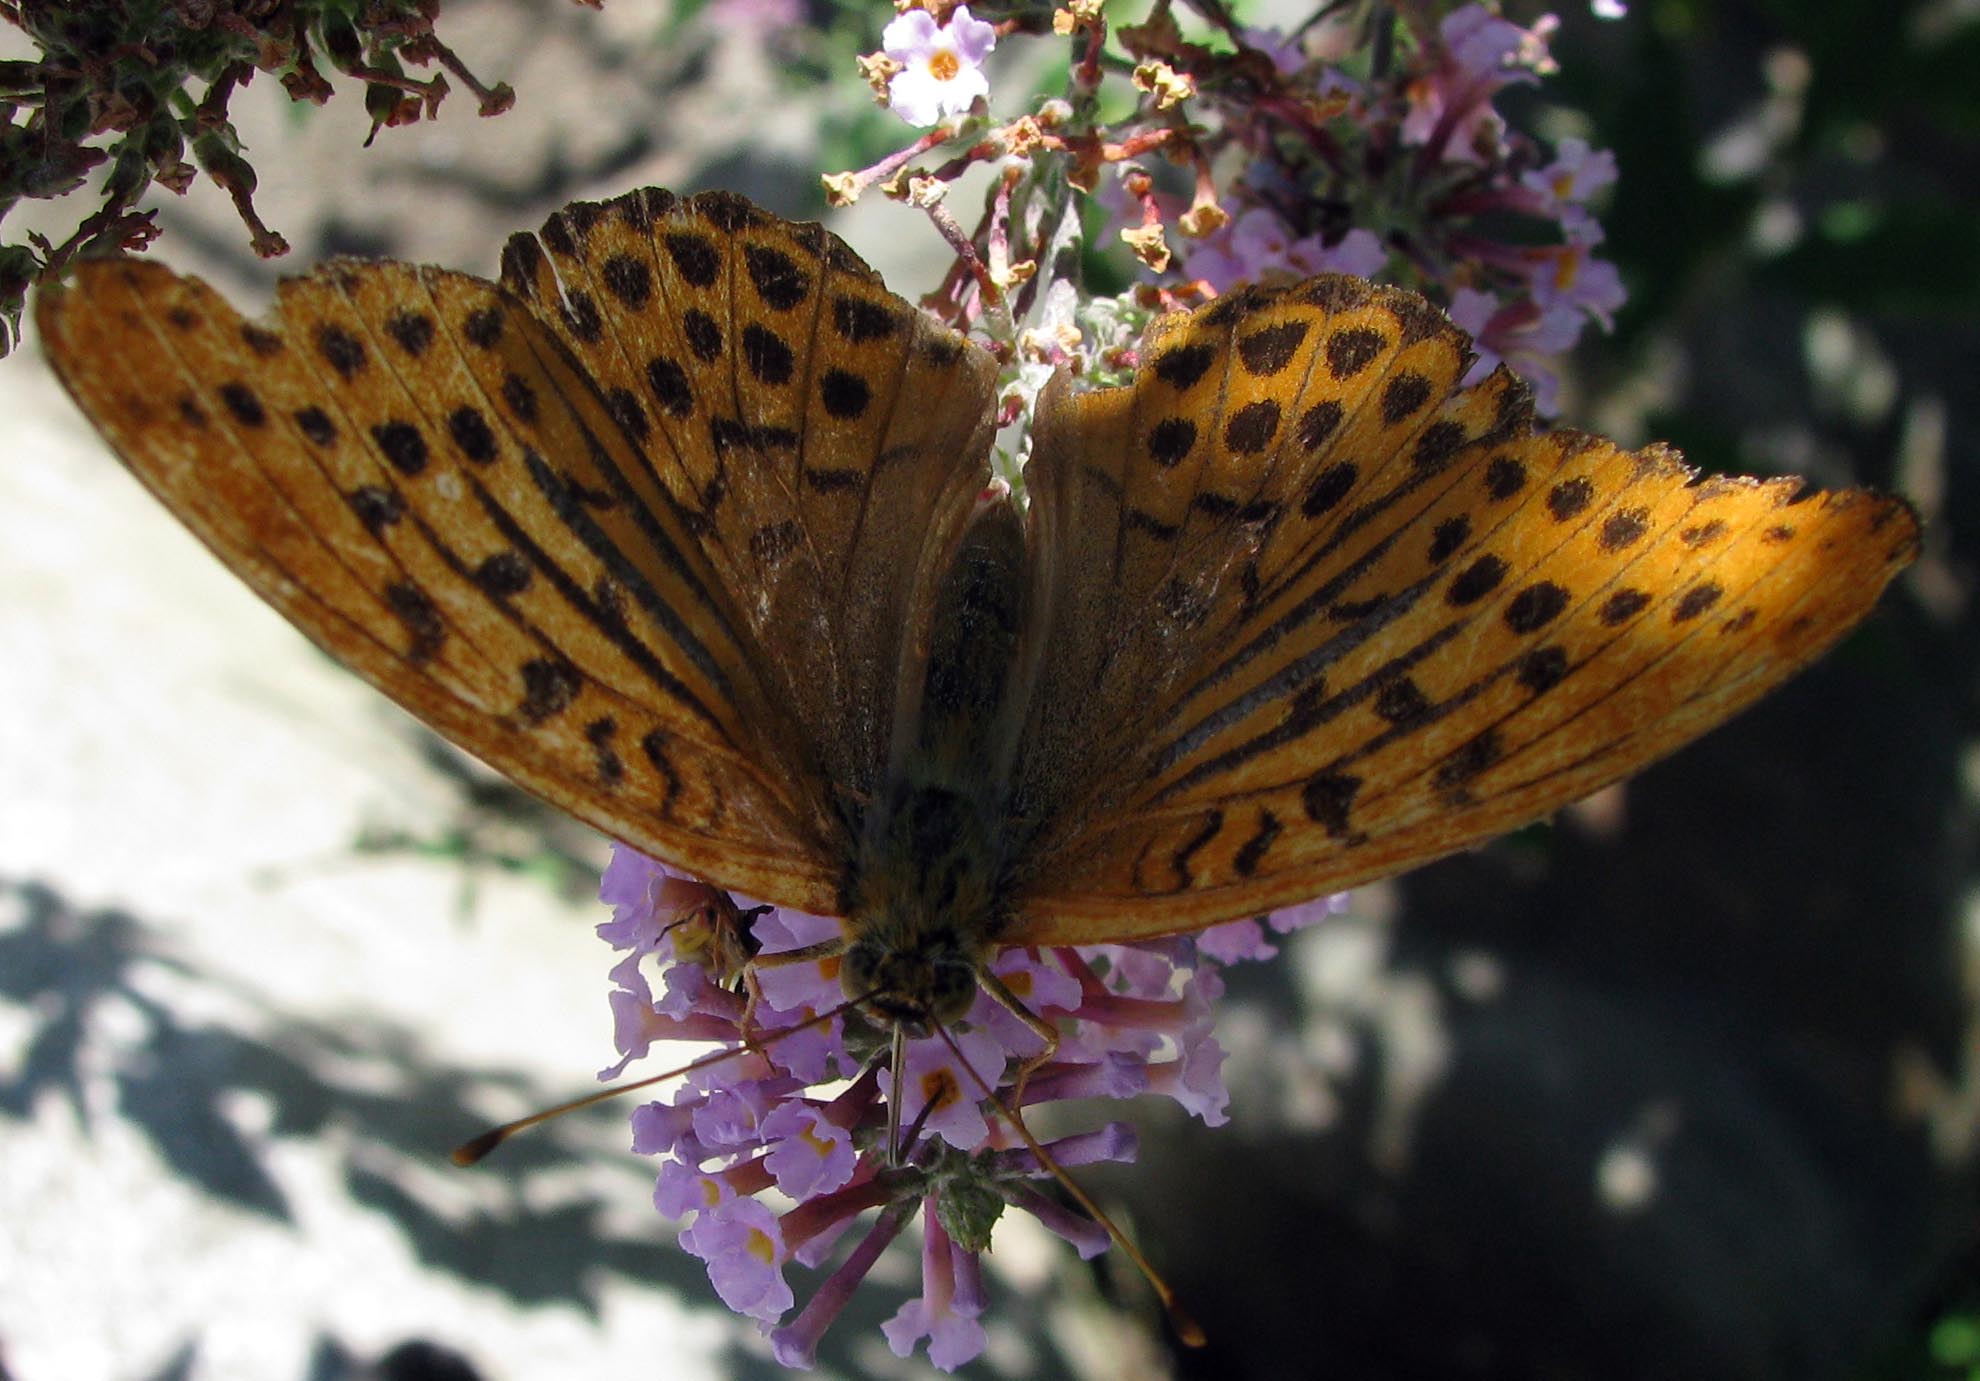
[929, 49, 961, 82]
[919, 1067, 961, 1110]
[746, 1226, 777, 1266]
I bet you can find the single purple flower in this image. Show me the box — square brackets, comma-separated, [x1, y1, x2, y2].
[760, 1100, 859, 1200]
[679, 1196, 795, 1322]
[1450, 286, 1584, 414]
[883, 6, 996, 128]
[1527, 223, 1627, 331]
[1196, 916, 1277, 963]
[882, 1210, 987, 1372]
[1521, 137, 1620, 218]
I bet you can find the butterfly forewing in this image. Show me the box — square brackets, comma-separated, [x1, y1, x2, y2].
[37, 193, 999, 914]
[1006, 279, 1918, 942]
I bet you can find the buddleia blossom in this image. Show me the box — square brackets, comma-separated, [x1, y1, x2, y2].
[1153, 5, 1625, 415]
[831, 2, 1626, 419]
[880, 5, 998, 128]
[596, 847, 1340, 1370]
[1182, 206, 1389, 294]
[1400, 5, 1555, 164]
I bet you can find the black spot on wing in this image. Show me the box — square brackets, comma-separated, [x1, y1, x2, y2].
[1414, 421, 1467, 470]
[1548, 477, 1595, 521]
[1148, 417, 1196, 467]
[347, 485, 403, 535]
[683, 310, 723, 362]
[220, 382, 266, 427]
[1600, 507, 1649, 551]
[1237, 322, 1309, 376]
[1447, 554, 1507, 606]
[315, 324, 367, 378]
[384, 581, 445, 663]
[1599, 588, 1650, 625]
[832, 295, 899, 343]
[1326, 327, 1385, 379]
[1224, 400, 1280, 455]
[1233, 809, 1282, 875]
[664, 232, 721, 288]
[502, 372, 538, 423]
[1374, 678, 1432, 726]
[240, 323, 283, 357]
[1302, 462, 1357, 517]
[743, 244, 810, 311]
[646, 356, 693, 418]
[1672, 582, 1722, 622]
[741, 324, 795, 385]
[1379, 371, 1433, 425]
[1504, 581, 1569, 633]
[1484, 456, 1526, 500]
[447, 406, 498, 464]
[372, 420, 429, 476]
[1302, 771, 1360, 838]
[586, 716, 626, 785]
[463, 306, 505, 348]
[601, 253, 653, 309]
[820, 369, 871, 420]
[1517, 646, 1568, 692]
[1434, 729, 1502, 789]
[1428, 515, 1471, 563]
[607, 386, 650, 443]
[1296, 400, 1344, 450]
[561, 290, 603, 343]
[1154, 342, 1216, 391]
[473, 551, 532, 597]
[387, 310, 434, 357]
[294, 406, 336, 447]
[518, 657, 582, 723]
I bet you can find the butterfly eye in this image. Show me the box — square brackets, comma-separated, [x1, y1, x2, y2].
[839, 936, 980, 1029]
[925, 959, 978, 1024]
[838, 937, 884, 1007]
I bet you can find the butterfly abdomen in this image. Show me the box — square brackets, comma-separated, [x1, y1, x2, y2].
[837, 496, 1032, 1022]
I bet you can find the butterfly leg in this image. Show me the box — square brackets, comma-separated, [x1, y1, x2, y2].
[740, 938, 848, 1039]
[976, 964, 1061, 1110]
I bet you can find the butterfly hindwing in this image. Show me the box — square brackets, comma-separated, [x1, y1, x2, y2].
[1006, 278, 1918, 942]
[495, 188, 1001, 829]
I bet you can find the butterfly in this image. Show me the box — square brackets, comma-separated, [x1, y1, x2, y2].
[36, 186, 1918, 1038]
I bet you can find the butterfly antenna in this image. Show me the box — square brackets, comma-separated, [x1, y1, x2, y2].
[451, 994, 862, 1166]
[929, 1019, 1207, 1348]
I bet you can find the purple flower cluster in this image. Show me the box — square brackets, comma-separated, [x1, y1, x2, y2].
[1161, 4, 1627, 412]
[595, 847, 1344, 1370]
[835, 3, 1629, 417]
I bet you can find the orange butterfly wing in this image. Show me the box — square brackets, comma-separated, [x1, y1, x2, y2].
[36, 190, 999, 915]
[1006, 277, 1918, 943]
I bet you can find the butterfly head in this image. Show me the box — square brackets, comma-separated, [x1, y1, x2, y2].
[839, 932, 981, 1036]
